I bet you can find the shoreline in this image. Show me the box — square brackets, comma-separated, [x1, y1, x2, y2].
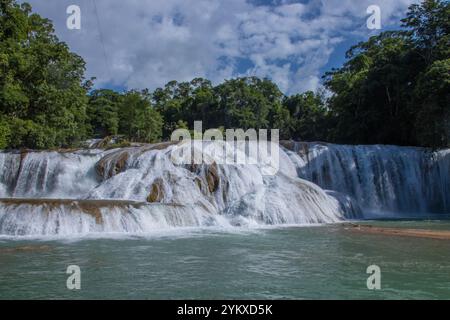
[346, 224, 450, 240]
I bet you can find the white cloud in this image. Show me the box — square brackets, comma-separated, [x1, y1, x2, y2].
[23, 0, 418, 94]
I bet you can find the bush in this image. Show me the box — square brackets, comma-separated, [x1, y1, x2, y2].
[0, 117, 11, 149]
[7, 118, 57, 149]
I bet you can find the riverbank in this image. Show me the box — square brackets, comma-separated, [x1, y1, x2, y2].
[346, 224, 450, 240]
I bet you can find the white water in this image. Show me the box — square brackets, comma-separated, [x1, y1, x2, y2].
[7, 150, 102, 199]
[0, 141, 448, 236]
[0, 201, 222, 236]
[285, 142, 450, 214]
[0, 142, 346, 236]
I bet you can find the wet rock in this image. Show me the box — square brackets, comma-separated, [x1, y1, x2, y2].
[145, 141, 179, 151]
[189, 162, 220, 194]
[95, 150, 129, 179]
[188, 162, 199, 173]
[134, 141, 180, 158]
[206, 163, 220, 193]
[280, 140, 295, 151]
[147, 178, 164, 203]
[76, 202, 103, 224]
[19, 148, 29, 164]
[0, 198, 106, 224]
[194, 177, 207, 195]
[347, 225, 450, 240]
[92, 136, 114, 149]
[299, 142, 309, 157]
[194, 177, 203, 189]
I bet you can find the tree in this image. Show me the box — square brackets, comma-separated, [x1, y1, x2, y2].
[0, 0, 90, 149]
[0, 116, 10, 148]
[324, 0, 449, 147]
[414, 58, 450, 147]
[118, 90, 163, 143]
[402, 0, 450, 147]
[402, 0, 450, 64]
[153, 78, 219, 136]
[214, 77, 275, 130]
[1, 0, 447, 150]
[284, 91, 329, 141]
[324, 32, 417, 145]
[87, 89, 121, 137]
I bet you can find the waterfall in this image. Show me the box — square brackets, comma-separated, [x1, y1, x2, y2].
[0, 199, 220, 236]
[1, 141, 448, 236]
[0, 143, 347, 236]
[0, 150, 103, 199]
[283, 142, 450, 215]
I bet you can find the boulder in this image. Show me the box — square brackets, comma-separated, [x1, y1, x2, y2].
[147, 178, 164, 203]
[95, 150, 129, 179]
[206, 163, 220, 193]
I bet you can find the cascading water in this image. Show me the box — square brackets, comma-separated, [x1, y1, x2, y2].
[1, 141, 448, 236]
[0, 199, 220, 236]
[1, 150, 103, 199]
[0, 142, 348, 236]
[283, 142, 450, 215]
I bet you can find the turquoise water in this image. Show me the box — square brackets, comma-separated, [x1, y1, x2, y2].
[1, 220, 450, 299]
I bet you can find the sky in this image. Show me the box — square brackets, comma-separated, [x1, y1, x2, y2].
[23, 0, 418, 94]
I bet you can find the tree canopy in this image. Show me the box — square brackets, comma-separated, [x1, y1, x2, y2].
[0, 0, 89, 148]
[324, 0, 449, 148]
[0, 0, 448, 150]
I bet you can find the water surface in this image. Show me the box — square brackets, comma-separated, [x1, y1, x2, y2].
[1, 220, 450, 299]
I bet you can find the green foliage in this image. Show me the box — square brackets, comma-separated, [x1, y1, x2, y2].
[153, 78, 220, 137]
[284, 91, 329, 141]
[118, 90, 163, 143]
[0, 0, 448, 150]
[215, 77, 273, 130]
[87, 89, 121, 137]
[414, 58, 450, 147]
[402, 0, 450, 63]
[324, 33, 416, 145]
[0, 0, 90, 149]
[154, 77, 292, 137]
[7, 118, 57, 149]
[0, 116, 11, 149]
[324, 0, 449, 147]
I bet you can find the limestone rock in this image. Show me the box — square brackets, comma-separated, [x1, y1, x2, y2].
[147, 178, 164, 203]
[206, 163, 220, 193]
[95, 150, 129, 179]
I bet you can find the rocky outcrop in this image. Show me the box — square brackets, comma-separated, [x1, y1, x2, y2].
[95, 150, 130, 179]
[0, 198, 148, 225]
[206, 163, 220, 193]
[91, 136, 114, 149]
[189, 162, 220, 194]
[147, 178, 164, 203]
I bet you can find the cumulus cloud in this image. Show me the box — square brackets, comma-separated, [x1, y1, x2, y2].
[23, 0, 418, 94]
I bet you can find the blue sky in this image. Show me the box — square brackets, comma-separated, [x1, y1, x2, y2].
[23, 0, 418, 94]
